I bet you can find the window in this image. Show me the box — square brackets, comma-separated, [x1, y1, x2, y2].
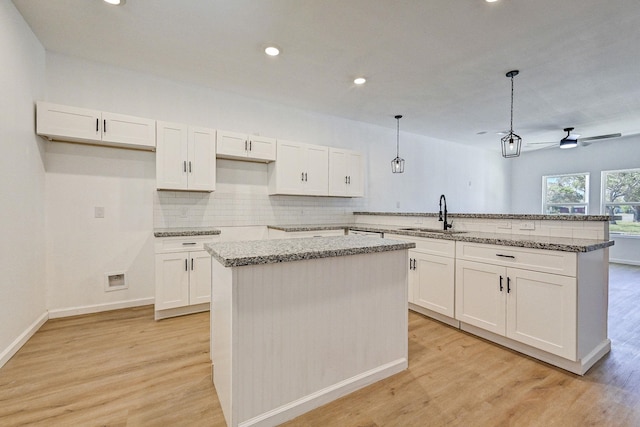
[542, 173, 589, 215]
[602, 168, 640, 236]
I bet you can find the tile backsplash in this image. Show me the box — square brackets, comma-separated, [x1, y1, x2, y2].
[154, 191, 365, 228]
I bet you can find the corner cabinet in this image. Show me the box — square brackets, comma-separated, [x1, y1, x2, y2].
[154, 235, 218, 320]
[267, 140, 329, 196]
[328, 148, 364, 197]
[216, 130, 276, 162]
[385, 234, 457, 326]
[156, 121, 216, 192]
[36, 101, 156, 150]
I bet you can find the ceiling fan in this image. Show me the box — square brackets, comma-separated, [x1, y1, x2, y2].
[526, 127, 622, 150]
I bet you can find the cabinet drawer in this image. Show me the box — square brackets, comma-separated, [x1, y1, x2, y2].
[385, 234, 455, 257]
[155, 236, 219, 254]
[456, 242, 576, 277]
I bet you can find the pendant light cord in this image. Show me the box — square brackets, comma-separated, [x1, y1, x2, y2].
[509, 75, 514, 134]
[396, 117, 400, 156]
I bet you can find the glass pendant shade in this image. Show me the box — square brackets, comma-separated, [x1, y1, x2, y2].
[391, 156, 405, 173]
[560, 139, 578, 149]
[392, 114, 404, 173]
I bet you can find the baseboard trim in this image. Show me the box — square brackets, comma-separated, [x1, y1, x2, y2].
[610, 259, 640, 266]
[238, 358, 408, 427]
[409, 303, 460, 328]
[48, 297, 155, 319]
[0, 311, 48, 369]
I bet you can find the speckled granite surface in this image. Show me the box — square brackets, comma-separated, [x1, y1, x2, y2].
[269, 224, 614, 252]
[267, 224, 353, 232]
[353, 212, 611, 221]
[154, 227, 221, 237]
[205, 235, 415, 267]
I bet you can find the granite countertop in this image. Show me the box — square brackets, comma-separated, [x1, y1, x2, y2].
[154, 227, 221, 237]
[353, 212, 611, 221]
[267, 224, 353, 232]
[268, 223, 614, 253]
[205, 235, 415, 267]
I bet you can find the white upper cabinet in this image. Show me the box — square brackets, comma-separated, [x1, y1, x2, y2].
[36, 101, 156, 150]
[216, 130, 276, 162]
[156, 121, 216, 192]
[268, 140, 329, 196]
[328, 148, 364, 197]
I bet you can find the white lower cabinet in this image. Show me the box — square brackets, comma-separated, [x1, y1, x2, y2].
[155, 236, 217, 319]
[410, 251, 455, 319]
[455, 248, 578, 360]
[386, 234, 456, 323]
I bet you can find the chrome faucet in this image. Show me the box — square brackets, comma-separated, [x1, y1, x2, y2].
[439, 194, 453, 230]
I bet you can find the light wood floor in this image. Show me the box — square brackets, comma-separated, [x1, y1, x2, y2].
[1, 264, 639, 426]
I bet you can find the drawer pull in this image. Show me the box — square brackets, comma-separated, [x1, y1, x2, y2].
[182, 242, 197, 246]
[496, 254, 515, 259]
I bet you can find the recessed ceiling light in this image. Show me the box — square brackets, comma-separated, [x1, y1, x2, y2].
[354, 77, 366, 85]
[265, 46, 280, 56]
[103, 0, 126, 5]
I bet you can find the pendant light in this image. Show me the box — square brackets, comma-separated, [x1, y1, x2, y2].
[391, 115, 405, 173]
[501, 70, 522, 158]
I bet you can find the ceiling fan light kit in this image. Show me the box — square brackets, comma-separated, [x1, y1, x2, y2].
[501, 70, 522, 158]
[559, 127, 578, 149]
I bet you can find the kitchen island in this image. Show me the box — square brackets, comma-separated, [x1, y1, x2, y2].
[205, 235, 415, 427]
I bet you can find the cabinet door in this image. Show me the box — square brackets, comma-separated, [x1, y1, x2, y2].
[305, 144, 329, 196]
[156, 121, 188, 190]
[412, 251, 455, 318]
[270, 140, 305, 194]
[189, 251, 212, 305]
[455, 260, 506, 335]
[155, 253, 190, 310]
[346, 151, 364, 197]
[328, 148, 348, 196]
[506, 268, 577, 360]
[36, 102, 101, 143]
[101, 111, 156, 149]
[247, 135, 276, 161]
[216, 130, 248, 159]
[188, 127, 216, 191]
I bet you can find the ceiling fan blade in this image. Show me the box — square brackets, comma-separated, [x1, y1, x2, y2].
[577, 133, 622, 143]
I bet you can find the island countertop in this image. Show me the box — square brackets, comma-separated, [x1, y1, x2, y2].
[153, 227, 221, 237]
[205, 235, 415, 267]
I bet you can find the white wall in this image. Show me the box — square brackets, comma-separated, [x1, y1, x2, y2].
[0, 1, 46, 366]
[44, 142, 156, 315]
[510, 135, 640, 264]
[42, 52, 510, 313]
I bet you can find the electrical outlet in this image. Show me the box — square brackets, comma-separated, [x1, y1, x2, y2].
[519, 222, 535, 230]
[179, 207, 188, 218]
[497, 222, 512, 229]
[396, 201, 400, 209]
[94, 206, 105, 218]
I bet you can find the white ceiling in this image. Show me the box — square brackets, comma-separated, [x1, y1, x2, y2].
[12, 0, 640, 152]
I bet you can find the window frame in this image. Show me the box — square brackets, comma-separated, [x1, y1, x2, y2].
[601, 168, 640, 237]
[541, 172, 590, 215]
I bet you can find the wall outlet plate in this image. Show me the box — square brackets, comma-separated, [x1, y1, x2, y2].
[519, 222, 535, 230]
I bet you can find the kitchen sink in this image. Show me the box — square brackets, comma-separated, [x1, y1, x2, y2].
[398, 227, 467, 234]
